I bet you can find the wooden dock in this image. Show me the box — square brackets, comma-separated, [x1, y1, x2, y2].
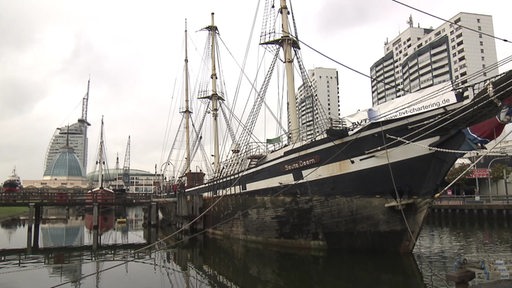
[0, 189, 172, 207]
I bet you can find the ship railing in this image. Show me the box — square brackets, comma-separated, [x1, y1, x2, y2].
[247, 142, 268, 159]
[218, 141, 270, 178]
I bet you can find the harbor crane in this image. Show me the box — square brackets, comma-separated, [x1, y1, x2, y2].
[122, 136, 131, 189]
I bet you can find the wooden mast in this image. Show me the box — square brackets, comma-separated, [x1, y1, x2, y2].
[97, 116, 105, 188]
[279, 0, 299, 144]
[208, 12, 222, 175]
[184, 19, 192, 174]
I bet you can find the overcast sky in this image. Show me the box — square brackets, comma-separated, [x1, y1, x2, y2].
[1, 0, 511, 180]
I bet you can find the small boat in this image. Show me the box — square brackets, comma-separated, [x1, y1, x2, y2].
[116, 218, 127, 224]
[2, 168, 22, 193]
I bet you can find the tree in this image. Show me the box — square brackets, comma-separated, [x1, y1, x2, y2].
[488, 163, 512, 197]
[445, 164, 472, 195]
[489, 163, 512, 182]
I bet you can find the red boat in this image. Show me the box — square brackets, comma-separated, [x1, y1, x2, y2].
[2, 168, 22, 193]
[86, 187, 115, 203]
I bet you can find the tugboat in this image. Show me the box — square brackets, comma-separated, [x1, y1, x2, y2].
[2, 168, 22, 193]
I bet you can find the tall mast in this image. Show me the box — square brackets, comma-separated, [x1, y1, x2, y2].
[279, 0, 299, 144]
[184, 19, 192, 174]
[208, 13, 222, 175]
[97, 116, 105, 188]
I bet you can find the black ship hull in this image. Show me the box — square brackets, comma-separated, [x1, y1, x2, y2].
[185, 109, 469, 252]
[203, 195, 431, 253]
[164, 71, 512, 253]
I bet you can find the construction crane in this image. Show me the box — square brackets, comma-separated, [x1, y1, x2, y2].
[77, 78, 91, 176]
[122, 136, 131, 190]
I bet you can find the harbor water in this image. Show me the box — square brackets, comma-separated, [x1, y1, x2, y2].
[0, 207, 511, 288]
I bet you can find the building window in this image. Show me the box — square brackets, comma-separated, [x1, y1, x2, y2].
[478, 26, 482, 31]
[481, 49, 485, 53]
[477, 18, 480, 23]
[481, 56, 485, 61]
[480, 41, 484, 46]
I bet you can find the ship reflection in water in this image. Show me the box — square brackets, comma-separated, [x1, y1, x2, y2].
[166, 235, 425, 288]
[1, 212, 512, 287]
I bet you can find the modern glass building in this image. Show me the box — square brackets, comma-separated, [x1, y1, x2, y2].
[44, 145, 84, 180]
[43, 121, 89, 178]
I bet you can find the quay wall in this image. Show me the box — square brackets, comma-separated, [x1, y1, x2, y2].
[430, 195, 512, 215]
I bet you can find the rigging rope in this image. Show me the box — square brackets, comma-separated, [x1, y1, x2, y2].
[434, 127, 512, 198]
[392, 0, 511, 44]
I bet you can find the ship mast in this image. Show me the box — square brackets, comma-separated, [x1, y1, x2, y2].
[279, 0, 299, 144]
[183, 19, 192, 174]
[206, 13, 223, 175]
[97, 116, 105, 188]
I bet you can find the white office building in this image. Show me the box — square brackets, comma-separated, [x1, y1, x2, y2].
[297, 67, 340, 141]
[371, 13, 498, 105]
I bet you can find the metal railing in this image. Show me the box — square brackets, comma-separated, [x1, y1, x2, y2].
[433, 195, 512, 206]
[0, 190, 166, 206]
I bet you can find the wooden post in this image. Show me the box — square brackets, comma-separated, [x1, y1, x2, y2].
[93, 203, 99, 250]
[33, 205, 41, 249]
[26, 203, 34, 253]
[150, 202, 158, 228]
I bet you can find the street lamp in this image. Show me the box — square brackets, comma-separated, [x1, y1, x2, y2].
[487, 156, 509, 202]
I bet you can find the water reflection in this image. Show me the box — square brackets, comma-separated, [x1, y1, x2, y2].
[0, 206, 147, 250]
[415, 212, 512, 287]
[41, 207, 84, 248]
[1, 210, 511, 287]
[164, 235, 426, 288]
[84, 207, 115, 235]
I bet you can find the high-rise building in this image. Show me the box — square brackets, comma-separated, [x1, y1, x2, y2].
[297, 67, 340, 141]
[43, 121, 88, 178]
[43, 81, 90, 178]
[370, 13, 498, 105]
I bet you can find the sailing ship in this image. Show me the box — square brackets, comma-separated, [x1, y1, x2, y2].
[163, 0, 512, 253]
[87, 116, 115, 203]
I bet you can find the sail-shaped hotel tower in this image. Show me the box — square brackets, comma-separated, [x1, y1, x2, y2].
[43, 80, 91, 179]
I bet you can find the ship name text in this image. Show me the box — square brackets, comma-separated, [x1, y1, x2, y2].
[282, 156, 320, 171]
